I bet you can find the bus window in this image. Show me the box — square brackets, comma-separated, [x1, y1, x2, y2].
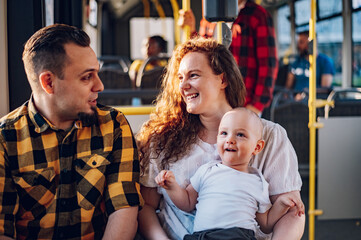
[318, 0, 342, 19]
[353, 0, 361, 8]
[295, 0, 310, 27]
[352, 8, 361, 87]
[277, 4, 291, 56]
[317, 17, 343, 86]
[130, 17, 174, 60]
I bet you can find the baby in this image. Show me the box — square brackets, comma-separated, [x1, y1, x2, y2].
[155, 107, 304, 239]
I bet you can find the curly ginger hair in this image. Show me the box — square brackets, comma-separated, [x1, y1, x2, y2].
[136, 37, 246, 172]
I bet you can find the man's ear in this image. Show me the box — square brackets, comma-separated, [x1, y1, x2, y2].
[39, 71, 55, 94]
[220, 73, 228, 89]
[252, 140, 265, 156]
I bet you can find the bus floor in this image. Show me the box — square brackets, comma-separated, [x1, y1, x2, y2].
[300, 177, 361, 240]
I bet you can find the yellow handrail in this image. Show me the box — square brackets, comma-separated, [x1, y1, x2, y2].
[117, 106, 155, 115]
[308, 0, 333, 238]
[182, 0, 191, 42]
[150, 0, 167, 36]
[217, 22, 222, 44]
[142, 0, 150, 36]
[308, 1, 317, 239]
[169, 0, 181, 45]
[142, 0, 150, 17]
[151, 0, 166, 18]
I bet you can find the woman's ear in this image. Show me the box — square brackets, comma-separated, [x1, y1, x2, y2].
[252, 139, 265, 156]
[220, 73, 228, 89]
[39, 71, 55, 94]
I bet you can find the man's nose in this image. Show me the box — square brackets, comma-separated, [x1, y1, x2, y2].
[93, 73, 104, 92]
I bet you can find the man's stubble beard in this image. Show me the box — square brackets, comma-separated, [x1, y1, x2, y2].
[77, 106, 98, 126]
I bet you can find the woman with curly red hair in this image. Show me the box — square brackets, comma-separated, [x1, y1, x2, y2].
[137, 37, 304, 240]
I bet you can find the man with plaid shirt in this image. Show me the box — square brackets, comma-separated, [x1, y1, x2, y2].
[0, 24, 143, 239]
[230, 0, 278, 116]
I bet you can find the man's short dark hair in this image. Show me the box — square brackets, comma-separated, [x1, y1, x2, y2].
[22, 23, 90, 81]
[297, 30, 309, 37]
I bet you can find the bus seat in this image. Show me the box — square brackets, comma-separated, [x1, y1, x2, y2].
[136, 54, 169, 105]
[98, 55, 131, 72]
[98, 68, 132, 105]
[321, 88, 361, 118]
[138, 66, 165, 105]
[270, 89, 310, 177]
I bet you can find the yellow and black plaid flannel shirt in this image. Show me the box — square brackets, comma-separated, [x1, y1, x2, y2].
[0, 98, 143, 239]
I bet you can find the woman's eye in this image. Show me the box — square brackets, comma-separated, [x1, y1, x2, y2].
[190, 73, 199, 78]
[237, 133, 245, 137]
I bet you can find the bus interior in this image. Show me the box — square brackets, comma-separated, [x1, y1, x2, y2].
[1, 0, 361, 239]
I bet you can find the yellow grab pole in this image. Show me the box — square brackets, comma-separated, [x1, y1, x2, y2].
[142, 0, 150, 36]
[182, 0, 191, 42]
[170, 0, 181, 45]
[308, 0, 317, 239]
[217, 22, 222, 44]
[116, 106, 155, 115]
[150, 0, 167, 36]
[308, 0, 325, 239]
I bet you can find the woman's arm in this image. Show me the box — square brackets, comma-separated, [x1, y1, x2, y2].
[255, 121, 305, 239]
[270, 191, 305, 240]
[137, 186, 169, 240]
[256, 192, 305, 234]
[103, 207, 139, 240]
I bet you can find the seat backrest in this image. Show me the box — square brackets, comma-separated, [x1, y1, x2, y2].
[98, 68, 132, 106]
[321, 89, 361, 118]
[98, 68, 132, 89]
[273, 101, 310, 165]
[140, 66, 165, 89]
[135, 54, 169, 105]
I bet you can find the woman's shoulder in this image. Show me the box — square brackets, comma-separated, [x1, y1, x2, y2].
[261, 118, 282, 131]
[260, 118, 288, 140]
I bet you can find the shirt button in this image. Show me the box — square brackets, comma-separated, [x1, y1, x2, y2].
[61, 200, 67, 206]
[92, 161, 97, 166]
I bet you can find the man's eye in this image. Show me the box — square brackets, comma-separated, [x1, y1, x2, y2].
[82, 74, 92, 80]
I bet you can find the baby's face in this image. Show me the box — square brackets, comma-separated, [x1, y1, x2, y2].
[217, 109, 262, 169]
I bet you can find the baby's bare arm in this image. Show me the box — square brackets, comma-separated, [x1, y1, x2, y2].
[256, 193, 305, 234]
[155, 170, 198, 212]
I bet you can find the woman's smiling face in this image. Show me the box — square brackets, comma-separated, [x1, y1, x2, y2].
[178, 52, 227, 115]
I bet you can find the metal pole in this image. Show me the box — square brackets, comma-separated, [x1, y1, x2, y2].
[182, 0, 191, 42]
[308, 0, 332, 238]
[308, 0, 317, 239]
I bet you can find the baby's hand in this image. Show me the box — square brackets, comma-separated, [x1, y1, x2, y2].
[155, 170, 176, 190]
[277, 194, 305, 217]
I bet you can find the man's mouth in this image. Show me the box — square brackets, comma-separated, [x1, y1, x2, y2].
[89, 99, 97, 106]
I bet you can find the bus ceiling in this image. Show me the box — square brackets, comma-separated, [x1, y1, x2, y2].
[106, 0, 141, 19]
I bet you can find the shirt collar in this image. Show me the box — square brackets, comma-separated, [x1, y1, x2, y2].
[28, 96, 83, 133]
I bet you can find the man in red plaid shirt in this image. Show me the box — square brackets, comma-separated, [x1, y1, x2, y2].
[229, 0, 278, 116]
